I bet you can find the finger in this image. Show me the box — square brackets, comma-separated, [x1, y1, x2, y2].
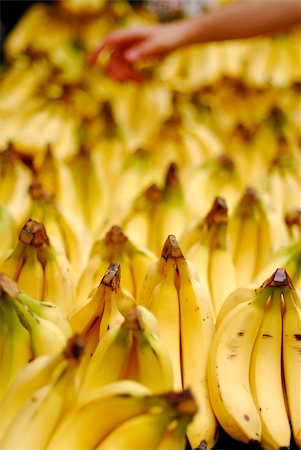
[124, 39, 163, 62]
[89, 28, 148, 64]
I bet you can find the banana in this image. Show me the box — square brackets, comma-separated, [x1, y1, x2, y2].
[250, 271, 291, 449]
[0, 145, 32, 229]
[0, 206, 16, 258]
[176, 245, 217, 449]
[95, 405, 178, 450]
[215, 283, 260, 329]
[207, 283, 274, 443]
[81, 301, 173, 398]
[138, 257, 164, 309]
[70, 263, 136, 364]
[229, 187, 273, 285]
[2, 275, 68, 357]
[76, 226, 133, 304]
[122, 305, 174, 393]
[146, 236, 182, 390]
[0, 352, 65, 439]
[41, 242, 75, 314]
[28, 180, 93, 282]
[79, 320, 133, 397]
[95, 389, 197, 450]
[0, 218, 48, 283]
[68, 145, 108, 235]
[206, 198, 236, 317]
[0, 238, 27, 281]
[46, 381, 154, 450]
[0, 335, 84, 450]
[282, 280, 301, 448]
[0, 291, 32, 402]
[122, 184, 163, 250]
[0, 218, 75, 312]
[17, 290, 72, 338]
[16, 245, 44, 300]
[155, 415, 191, 450]
[185, 154, 242, 220]
[151, 162, 190, 256]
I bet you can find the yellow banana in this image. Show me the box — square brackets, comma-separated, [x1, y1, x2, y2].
[17, 290, 72, 338]
[95, 406, 178, 450]
[146, 236, 182, 390]
[0, 206, 16, 258]
[0, 352, 65, 439]
[41, 242, 75, 314]
[0, 291, 32, 402]
[215, 283, 260, 329]
[79, 322, 133, 397]
[1, 273, 67, 357]
[207, 284, 273, 443]
[17, 246, 44, 300]
[45, 381, 154, 450]
[151, 162, 190, 256]
[250, 272, 291, 449]
[282, 280, 301, 448]
[76, 225, 134, 304]
[176, 248, 217, 449]
[0, 335, 84, 450]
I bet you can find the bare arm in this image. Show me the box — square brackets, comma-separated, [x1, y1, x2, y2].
[174, 0, 301, 48]
[91, 0, 301, 80]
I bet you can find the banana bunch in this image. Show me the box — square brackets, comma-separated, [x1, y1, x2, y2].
[70, 262, 136, 377]
[28, 181, 92, 281]
[47, 380, 197, 450]
[179, 197, 237, 318]
[156, 43, 223, 93]
[0, 96, 80, 161]
[76, 225, 156, 304]
[208, 268, 301, 449]
[0, 334, 85, 450]
[243, 32, 300, 88]
[0, 219, 75, 313]
[3, 2, 75, 61]
[139, 235, 217, 449]
[79, 303, 173, 397]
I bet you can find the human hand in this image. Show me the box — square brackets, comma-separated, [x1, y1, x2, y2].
[90, 22, 184, 82]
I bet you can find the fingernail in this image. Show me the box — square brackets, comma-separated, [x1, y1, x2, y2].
[125, 50, 138, 61]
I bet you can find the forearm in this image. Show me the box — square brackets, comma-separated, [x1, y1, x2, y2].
[175, 0, 301, 47]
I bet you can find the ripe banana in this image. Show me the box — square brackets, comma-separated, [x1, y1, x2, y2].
[249, 273, 291, 449]
[0, 335, 84, 450]
[176, 248, 217, 449]
[282, 280, 301, 448]
[46, 381, 154, 450]
[207, 284, 273, 443]
[145, 237, 182, 390]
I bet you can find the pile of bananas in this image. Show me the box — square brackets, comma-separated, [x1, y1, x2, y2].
[0, 1, 300, 449]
